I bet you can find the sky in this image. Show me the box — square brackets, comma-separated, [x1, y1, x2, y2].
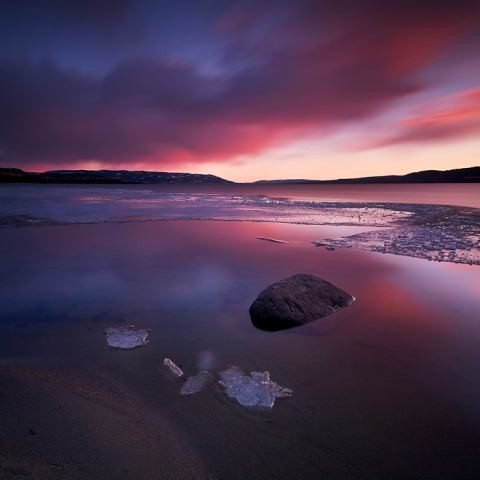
[1, 0, 480, 181]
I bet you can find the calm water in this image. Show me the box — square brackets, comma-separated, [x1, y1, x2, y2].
[226, 183, 480, 208]
[1, 192, 480, 479]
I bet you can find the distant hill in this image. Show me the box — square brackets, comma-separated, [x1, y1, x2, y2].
[1, 166, 479, 185]
[254, 166, 480, 184]
[0, 168, 233, 185]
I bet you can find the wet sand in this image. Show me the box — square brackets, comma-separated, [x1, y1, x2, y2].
[1, 220, 480, 479]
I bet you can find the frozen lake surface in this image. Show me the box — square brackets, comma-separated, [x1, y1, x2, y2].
[1, 184, 479, 265]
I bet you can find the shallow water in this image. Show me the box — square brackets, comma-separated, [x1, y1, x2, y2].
[0, 218, 479, 479]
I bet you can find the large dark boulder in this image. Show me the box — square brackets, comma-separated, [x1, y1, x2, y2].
[250, 274, 355, 331]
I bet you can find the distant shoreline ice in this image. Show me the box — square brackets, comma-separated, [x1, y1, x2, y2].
[0, 187, 478, 266]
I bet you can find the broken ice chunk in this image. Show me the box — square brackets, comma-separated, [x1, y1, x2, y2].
[180, 371, 213, 395]
[219, 368, 293, 408]
[256, 237, 288, 244]
[104, 325, 150, 349]
[163, 358, 184, 377]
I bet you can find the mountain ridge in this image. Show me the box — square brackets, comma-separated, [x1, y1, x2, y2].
[254, 166, 480, 184]
[0, 168, 232, 185]
[0, 166, 479, 184]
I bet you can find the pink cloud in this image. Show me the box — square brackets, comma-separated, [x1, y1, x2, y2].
[369, 88, 480, 148]
[1, 0, 480, 170]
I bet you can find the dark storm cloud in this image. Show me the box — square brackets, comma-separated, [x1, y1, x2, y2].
[1, 0, 479, 168]
[2, 0, 132, 26]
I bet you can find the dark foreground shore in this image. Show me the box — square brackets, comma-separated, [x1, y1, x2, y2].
[1, 220, 479, 479]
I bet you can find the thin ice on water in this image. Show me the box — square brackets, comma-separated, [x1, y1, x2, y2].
[3, 186, 478, 266]
[219, 367, 293, 408]
[104, 325, 150, 349]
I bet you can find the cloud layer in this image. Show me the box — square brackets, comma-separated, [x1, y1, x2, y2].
[1, 0, 480, 171]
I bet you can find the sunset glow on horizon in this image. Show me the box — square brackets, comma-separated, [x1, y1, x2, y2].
[1, 1, 480, 181]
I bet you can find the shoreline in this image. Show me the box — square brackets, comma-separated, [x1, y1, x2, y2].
[1, 219, 480, 479]
[1, 210, 478, 266]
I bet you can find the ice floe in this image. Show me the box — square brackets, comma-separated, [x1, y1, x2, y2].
[164, 357, 184, 377]
[106, 342, 293, 408]
[256, 237, 288, 244]
[219, 367, 293, 408]
[104, 325, 150, 349]
[181, 371, 213, 395]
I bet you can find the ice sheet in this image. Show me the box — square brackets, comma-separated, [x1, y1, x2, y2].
[1, 185, 478, 265]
